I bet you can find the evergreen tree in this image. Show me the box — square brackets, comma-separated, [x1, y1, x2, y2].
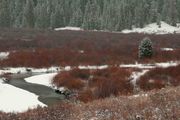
[50, 4, 65, 29]
[12, 0, 25, 28]
[101, 0, 119, 31]
[177, 0, 180, 22]
[157, 13, 161, 27]
[0, 0, 179, 30]
[134, 0, 146, 28]
[139, 37, 153, 58]
[169, 0, 178, 26]
[69, 0, 83, 27]
[150, 0, 158, 23]
[23, 0, 35, 28]
[34, 2, 49, 28]
[82, 0, 101, 30]
[70, 8, 83, 27]
[0, 0, 11, 27]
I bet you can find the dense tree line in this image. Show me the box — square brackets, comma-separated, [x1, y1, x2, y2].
[0, 0, 180, 31]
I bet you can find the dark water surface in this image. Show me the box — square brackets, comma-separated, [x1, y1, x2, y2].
[8, 73, 65, 106]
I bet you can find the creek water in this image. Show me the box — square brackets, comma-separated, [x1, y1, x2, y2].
[8, 73, 65, 106]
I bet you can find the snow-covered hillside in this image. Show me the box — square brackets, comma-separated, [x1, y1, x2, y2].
[55, 22, 180, 34]
[122, 21, 180, 34]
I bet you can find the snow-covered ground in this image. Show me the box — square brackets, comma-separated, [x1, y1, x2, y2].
[0, 52, 9, 60]
[25, 73, 58, 87]
[78, 65, 108, 70]
[0, 61, 179, 76]
[130, 70, 149, 86]
[177, 23, 180, 28]
[79, 50, 85, 54]
[161, 48, 174, 51]
[155, 61, 179, 68]
[0, 79, 46, 113]
[120, 61, 180, 69]
[0, 65, 109, 76]
[122, 21, 180, 34]
[54, 22, 180, 34]
[0, 67, 60, 75]
[54, 27, 83, 31]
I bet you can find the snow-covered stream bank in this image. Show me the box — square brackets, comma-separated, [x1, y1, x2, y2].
[25, 73, 58, 87]
[0, 79, 46, 113]
[0, 72, 66, 113]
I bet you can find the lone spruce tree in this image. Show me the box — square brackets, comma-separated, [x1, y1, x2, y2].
[139, 37, 153, 58]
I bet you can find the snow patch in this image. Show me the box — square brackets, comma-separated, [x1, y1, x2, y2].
[155, 61, 179, 68]
[149, 79, 155, 83]
[64, 66, 71, 71]
[122, 21, 180, 34]
[0, 52, 9, 60]
[54, 27, 83, 31]
[78, 65, 108, 70]
[120, 61, 180, 69]
[0, 67, 60, 75]
[177, 23, 180, 28]
[25, 73, 58, 87]
[0, 79, 46, 113]
[130, 70, 149, 86]
[79, 50, 85, 53]
[120, 62, 155, 69]
[131, 94, 148, 98]
[161, 48, 174, 51]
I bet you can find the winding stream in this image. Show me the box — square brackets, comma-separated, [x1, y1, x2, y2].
[8, 73, 65, 106]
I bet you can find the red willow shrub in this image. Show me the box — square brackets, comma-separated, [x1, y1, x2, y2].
[53, 72, 84, 90]
[53, 67, 133, 102]
[91, 67, 133, 99]
[77, 89, 94, 103]
[138, 65, 180, 91]
[53, 69, 90, 90]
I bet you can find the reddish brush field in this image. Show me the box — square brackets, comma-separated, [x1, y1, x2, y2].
[0, 86, 179, 120]
[53, 67, 133, 102]
[138, 65, 180, 91]
[0, 28, 180, 67]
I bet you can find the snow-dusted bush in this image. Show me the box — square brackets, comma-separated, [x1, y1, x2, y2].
[139, 37, 153, 58]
